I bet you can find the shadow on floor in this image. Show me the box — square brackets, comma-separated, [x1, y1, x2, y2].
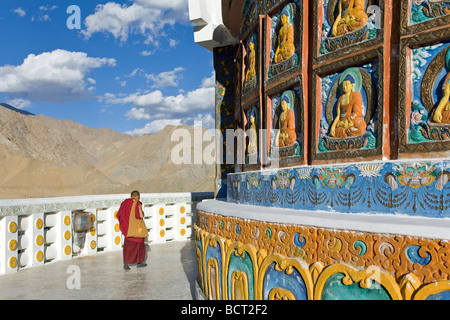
[180, 240, 198, 299]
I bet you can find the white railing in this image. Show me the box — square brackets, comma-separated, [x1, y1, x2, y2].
[0, 192, 213, 275]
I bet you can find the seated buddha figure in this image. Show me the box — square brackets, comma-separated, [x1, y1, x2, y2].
[274, 12, 295, 64]
[247, 111, 258, 154]
[245, 40, 256, 83]
[329, 74, 367, 138]
[431, 72, 450, 124]
[331, 0, 369, 37]
[277, 95, 297, 147]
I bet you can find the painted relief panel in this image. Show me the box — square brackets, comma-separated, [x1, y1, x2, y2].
[313, 60, 381, 160]
[241, 0, 260, 38]
[267, 1, 301, 80]
[243, 32, 259, 95]
[399, 35, 450, 153]
[316, 0, 381, 59]
[409, 42, 450, 143]
[409, 0, 450, 25]
[244, 105, 260, 166]
[267, 87, 303, 164]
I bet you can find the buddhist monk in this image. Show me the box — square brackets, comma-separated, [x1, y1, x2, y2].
[117, 190, 147, 270]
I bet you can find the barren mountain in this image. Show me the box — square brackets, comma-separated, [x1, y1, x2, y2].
[0, 104, 215, 199]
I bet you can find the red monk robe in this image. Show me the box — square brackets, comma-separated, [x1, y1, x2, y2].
[117, 198, 146, 266]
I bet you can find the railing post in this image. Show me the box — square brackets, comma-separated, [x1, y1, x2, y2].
[44, 211, 72, 262]
[0, 215, 19, 274]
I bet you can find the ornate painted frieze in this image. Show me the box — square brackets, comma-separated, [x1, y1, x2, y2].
[195, 210, 450, 300]
[227, 159, 450, 218]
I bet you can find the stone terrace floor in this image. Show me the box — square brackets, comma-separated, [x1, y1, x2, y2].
[0, 240, 197, 300]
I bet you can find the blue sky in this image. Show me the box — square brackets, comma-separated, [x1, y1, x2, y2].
[0, 0, 215, 135]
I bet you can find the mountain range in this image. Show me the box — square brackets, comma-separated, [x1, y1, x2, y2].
[0, 104, 215, 199]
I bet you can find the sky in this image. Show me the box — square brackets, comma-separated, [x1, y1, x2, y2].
[0, 0, 215, 135]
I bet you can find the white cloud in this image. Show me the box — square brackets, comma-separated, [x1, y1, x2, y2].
[126, 118, 182, 135]
[104, 72, 215, 119]
[126, 68, 144, 78]
[81, 0, 189, 46]
[0, 49, 116, 103]
[7, 98, 31, 110]
[169, 39, 179, 48]
[107, 71, 215, 136]
[139, 50, 154, 56]
[133, 0, 188, 11]
[146, 67, 185, 88]
[125, 113, 215, 136]
[39, 5, 58, 11]
[81, 0, 188, 46]
[13, 8, 26, 17]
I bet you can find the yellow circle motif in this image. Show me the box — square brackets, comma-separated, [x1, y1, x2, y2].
[9, 257, 17, 269]
[36, 235, 44, 246]
[64, 245, 72, 255]
[90, 240, 96, 250]
[180, 217, 186, 225]
[36, 218, 43, 230]
[64, 230, 71, 240]
[180, 229, 186, 236]
[90, 214, 96, 222]
[90, 227, 96, 236]
[160, 230, 165, 237]
[180, 206, 185, 214]
[159, 208, 164, 215]
[114, 211, 118, 219]
[64, 216, 71, 226]
[159, 219, 165, 227]
[114, 223, 120, 232]
[9, 240, 17, 251]
[36, 251, 44, 262]
[114, 236, 121, 245]
[9, 221, 17, 233]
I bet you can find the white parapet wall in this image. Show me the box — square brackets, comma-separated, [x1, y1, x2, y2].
[0, 192, 213, 275]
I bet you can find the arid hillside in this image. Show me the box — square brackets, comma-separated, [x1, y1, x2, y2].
[0, 104, 215, 199]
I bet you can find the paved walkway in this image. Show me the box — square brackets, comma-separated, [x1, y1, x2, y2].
[0, 240, 197, 300]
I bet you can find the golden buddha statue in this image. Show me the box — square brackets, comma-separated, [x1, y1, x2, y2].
[245, 41, 256, 83]
[274, 13, 295, 64]
[431, 72, 450, 124]
[331, 0, 368, 37]
[247, 111, 258, 154]
[330, 74, 367, 138]
[276, 95, 297, 147]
